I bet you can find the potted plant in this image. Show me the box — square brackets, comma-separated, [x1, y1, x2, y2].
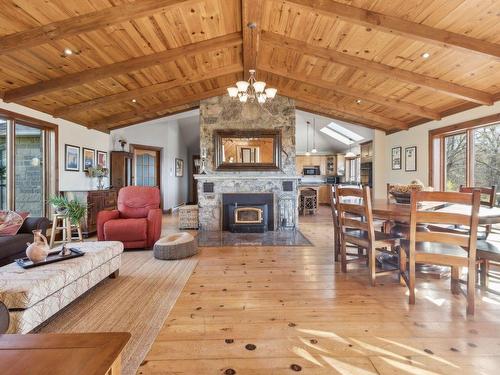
[48, 196, 87, 225]
[48, 195, 69, 214]
[87, 165, 109, 190]
[65, 198, 87, 225]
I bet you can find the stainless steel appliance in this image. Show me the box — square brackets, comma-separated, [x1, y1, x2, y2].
[303, 166, 321, 175]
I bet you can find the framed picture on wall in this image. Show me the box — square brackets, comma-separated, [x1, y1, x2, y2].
[97, 151, 108, 168]
[65, 144, 80, 171]
[405, 146, 417, 172]
[175, 158, 184, 177]
[391, 146, 401, 170]
[82, 147, 95, 172]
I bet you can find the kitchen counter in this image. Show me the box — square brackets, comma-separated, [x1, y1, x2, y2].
[299, 184, 332, 205]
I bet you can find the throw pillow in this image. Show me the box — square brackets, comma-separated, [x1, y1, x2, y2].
[0, 211, 29, 236]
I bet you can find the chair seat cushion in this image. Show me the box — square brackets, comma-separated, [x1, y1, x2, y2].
[104, 218, 147, 242]
[477, 240, 500, 261]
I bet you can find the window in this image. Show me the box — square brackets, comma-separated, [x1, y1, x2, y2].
[346, 157, 360, 183]
[430, 115, 499, 199]
[444, 132, 467, 191]
[0, 111, 57, 216]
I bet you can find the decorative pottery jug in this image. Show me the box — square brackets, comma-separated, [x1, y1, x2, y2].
[26, 230, 50, 263]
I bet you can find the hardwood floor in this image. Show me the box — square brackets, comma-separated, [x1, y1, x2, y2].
[139, 207, 500, 374]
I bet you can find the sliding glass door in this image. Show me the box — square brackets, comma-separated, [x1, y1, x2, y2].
[14, 123, 45, 216]
[444, 132, 467, 191]
[0, 114, 56, 216]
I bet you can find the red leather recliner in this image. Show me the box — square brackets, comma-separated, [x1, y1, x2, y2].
[97, 186, 162, 249]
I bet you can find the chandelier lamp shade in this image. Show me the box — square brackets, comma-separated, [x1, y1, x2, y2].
[227, 69, 277, 104]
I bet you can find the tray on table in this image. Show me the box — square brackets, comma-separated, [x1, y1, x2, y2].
[15, 248, 85, 269]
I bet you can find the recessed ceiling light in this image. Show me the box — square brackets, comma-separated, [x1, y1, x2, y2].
[63, 47, 73, 56]
[131, 99, 137, 103]
[356, 99, 362, 104]
[421, 52, 430, 59]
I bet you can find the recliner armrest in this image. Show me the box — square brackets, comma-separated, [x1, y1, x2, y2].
[97, 210, 120, 241]
[146, 208, 163, 248]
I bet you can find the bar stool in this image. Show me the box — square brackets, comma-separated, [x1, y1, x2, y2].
[49, 213, 83, 248]
[299, 189, 317, 215]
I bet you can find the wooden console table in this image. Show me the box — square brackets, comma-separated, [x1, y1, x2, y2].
[0, 332, 130, 375]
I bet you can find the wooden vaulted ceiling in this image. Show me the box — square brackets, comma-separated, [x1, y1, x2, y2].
[0, 0, 499, 134]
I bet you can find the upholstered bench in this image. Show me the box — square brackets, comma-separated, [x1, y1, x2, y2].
[0, 241, 123, 334]
[154, 233, 197, 260]
[178, 205, 199, 229]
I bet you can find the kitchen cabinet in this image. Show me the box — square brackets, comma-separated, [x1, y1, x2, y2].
[318, 185, 331, 204]
[299, 185, 331, 205]
[296, 155, 331, 175]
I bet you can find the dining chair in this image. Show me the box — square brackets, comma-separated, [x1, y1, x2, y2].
[400, 190, 481, 315]
[335, 186, 403, 286]
[459, 185, 497, 239]
[426, 185, 496, 241]
[330, 185, 341, 262]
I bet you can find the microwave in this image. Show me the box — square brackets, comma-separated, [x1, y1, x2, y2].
[303, 166, 321, 175]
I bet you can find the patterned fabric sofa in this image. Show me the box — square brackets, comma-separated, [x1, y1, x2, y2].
[0, 241, 123, 333]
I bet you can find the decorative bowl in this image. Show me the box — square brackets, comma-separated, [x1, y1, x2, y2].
[389, 191, 412, 204]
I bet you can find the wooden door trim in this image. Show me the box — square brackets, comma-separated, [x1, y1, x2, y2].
[129, 144, 162, 208]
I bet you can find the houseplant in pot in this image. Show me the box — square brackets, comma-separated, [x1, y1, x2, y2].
[48, 195, 69, 214]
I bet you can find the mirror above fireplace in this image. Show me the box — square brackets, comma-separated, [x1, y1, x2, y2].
[214, 129, 282, 171]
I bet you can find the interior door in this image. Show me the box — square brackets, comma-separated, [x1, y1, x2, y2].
[131, 145, 161, 189]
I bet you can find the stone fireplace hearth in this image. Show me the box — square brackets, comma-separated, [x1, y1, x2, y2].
[195, 95, 299, 232]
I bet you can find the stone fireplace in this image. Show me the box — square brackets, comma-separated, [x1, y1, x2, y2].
[195, 95, 299, 231]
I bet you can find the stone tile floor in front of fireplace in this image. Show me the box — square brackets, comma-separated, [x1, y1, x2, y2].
[197, 230, 312, 247]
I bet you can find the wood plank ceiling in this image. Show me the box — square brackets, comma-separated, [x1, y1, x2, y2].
[0, 0, 498, 133]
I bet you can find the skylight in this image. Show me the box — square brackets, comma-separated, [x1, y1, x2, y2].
[326, 122, 364, 142]
[320, 127, 353, 145]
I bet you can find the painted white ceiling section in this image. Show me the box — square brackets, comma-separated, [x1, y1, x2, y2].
[295, 110, 374, 154]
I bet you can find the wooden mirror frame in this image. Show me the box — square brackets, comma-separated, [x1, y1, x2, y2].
[214, 129, 282, 171]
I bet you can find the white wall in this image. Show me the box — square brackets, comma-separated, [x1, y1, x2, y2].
[373, 101, 500, 199]
[0, 100, 111, 191]
[110, 117, 189, 211]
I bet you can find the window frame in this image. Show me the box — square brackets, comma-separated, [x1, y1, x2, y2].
[0, 108, 58, 216]
[429, 113, 500, 191]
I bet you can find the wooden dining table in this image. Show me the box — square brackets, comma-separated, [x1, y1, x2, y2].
[371, 199, 500, 225]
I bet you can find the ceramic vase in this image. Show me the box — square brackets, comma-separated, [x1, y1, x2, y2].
[26, 229, 50, 263]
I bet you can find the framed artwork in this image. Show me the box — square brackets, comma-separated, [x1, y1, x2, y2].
[391, 146, 401, 170]
[405, 146, 417, 172]
[175, 158, 184, 177]
[82, 147, 95, 172]
[65, 144, 80, 171]
[97, 150, 108, 168]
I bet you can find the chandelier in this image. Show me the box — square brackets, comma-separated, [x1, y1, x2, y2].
[227, 69, 277, 104]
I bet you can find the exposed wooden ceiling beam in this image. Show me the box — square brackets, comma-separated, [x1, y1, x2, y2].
[285, 0, 500, 60]
[259, 64, 441, 120]
[241, 0, 263, 78]
[54, 63, 243, 117]
[3, 32, 242, 103]
[90, 86, 228, 131]
[103, 104, 200, 133]
[274, 84, 408, 130]
[261, 31, 493, 106]
[0, 0, 199, 55]
[296, 102, 389, 133]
